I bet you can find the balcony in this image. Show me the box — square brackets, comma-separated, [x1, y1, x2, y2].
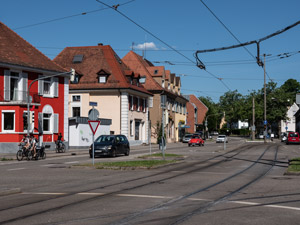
[0, 90, 40, 105]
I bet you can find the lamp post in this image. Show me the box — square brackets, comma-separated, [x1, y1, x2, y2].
[26, 69, 75, 136]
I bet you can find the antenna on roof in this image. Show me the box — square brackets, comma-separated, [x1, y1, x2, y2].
[131, 42, 134, 52]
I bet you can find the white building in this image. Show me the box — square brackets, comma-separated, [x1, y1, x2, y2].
[280, 103, 299, 133]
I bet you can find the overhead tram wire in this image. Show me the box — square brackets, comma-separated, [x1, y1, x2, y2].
[12, 0, 136, 30]
[95, 0, 231, 91]
[199, 0, 274, 81]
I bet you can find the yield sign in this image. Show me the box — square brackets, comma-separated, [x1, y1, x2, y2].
[88, 120, 100, 135]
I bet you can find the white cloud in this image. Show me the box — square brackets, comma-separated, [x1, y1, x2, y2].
[132, 42, 159, 50]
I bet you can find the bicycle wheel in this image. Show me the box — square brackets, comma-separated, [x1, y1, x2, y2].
[26, 151, 32, 161]
[16, 150, 23, 161]
[42, 151, 46, 159]
[61, 144, 65, 153]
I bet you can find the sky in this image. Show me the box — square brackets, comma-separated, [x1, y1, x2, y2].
[1, 0, 300, 102]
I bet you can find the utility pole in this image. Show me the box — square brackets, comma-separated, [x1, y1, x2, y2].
[252, 96, 255, 141]
[263, 54, 267, 144]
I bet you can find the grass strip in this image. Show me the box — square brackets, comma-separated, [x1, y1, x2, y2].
[1, 157, 13, 161]
[287, 157, 300, 172]
[138, 153, 182, 159]
[75, 160, 177, 169]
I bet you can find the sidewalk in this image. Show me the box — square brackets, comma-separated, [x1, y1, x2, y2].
[0, 143, 164, 160]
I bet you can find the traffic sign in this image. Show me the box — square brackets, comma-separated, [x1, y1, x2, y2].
[88, 108, 99, 121]
[264, 120, 268, 125]
[88, 120, 100, 135]
[89, 101, 97, 107]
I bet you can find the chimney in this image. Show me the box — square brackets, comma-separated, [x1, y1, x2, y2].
[98, 43, 103, 46]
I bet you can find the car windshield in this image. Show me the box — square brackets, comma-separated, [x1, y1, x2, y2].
[185, 134, 193, 137]
[289, 133, 298, 138]
[95, 135, 115, 143]
[192, 135, 200, 139]
[218, 135, 225, 138]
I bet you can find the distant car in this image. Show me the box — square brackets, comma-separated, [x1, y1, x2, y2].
[182, 134, 193, 143]
[89, 135, 130, 157]
[211, 131, 219, 136]
[216, 135, 228, 143]
[286, 132, 300, 145]
[188, 135, 204, 146]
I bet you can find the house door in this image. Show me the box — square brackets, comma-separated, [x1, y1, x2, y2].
[135, 121, 140, 140]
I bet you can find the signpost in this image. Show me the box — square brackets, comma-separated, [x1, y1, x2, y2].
[88, 101, 99, 165]
[88, 120, 100, 166]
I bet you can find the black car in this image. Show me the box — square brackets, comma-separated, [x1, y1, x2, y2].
[89, 135, 130, 157]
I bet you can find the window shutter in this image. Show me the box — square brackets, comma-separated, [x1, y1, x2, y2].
[38, 75, 43, 95]
[38, 112, 43, 133]
[4, 70, 10, 101]
[53, 113, 59, 133]
[21, 72, 28, 101]
[53, 77, 58, 97]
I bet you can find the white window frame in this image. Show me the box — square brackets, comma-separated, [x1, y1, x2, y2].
[72, 95, 81, 102]
[130, 120, 133, 136]
[99, 76, 106, 83]
[38, 76, 58, 98]
[2, 110, 15, 133]
[42, 113, 52, 133]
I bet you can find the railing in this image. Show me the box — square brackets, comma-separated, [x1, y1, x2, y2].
[0, 90, 40, 103]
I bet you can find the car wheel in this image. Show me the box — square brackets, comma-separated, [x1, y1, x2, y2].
[202, 143, 204, 146]
[111, 150, 116, 157]
[286, 142, 289, 145]
[188, 144, 191, 147]
[124, 149, 130, 156]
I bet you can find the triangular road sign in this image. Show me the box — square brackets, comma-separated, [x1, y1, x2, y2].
[88, 120, 100, 135]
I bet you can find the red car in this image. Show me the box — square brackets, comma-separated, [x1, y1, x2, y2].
[188, 135, 204, 147]
[286, 132, 300, 145]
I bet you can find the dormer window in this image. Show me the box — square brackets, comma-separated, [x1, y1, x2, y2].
[154, 70, 158, 74]
[98, 76, 106, 83]
[97, 69, 110, 84]
[71, 74, 80, 84]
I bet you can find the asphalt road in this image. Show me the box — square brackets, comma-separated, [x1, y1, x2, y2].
[0, 137, 299, 225]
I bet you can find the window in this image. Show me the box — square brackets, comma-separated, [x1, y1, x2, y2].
[130, 120, 133, 136]
[72, 95, 81, 102]
[10, 72, 19, 101]
[137, 98, 140, 112]
[154, 70, 158, 74]
[99, 76, 106, 83]
[2, 111, 15, 132]
[129, 95, 133, 110]
[43, 113, 51, 132]
[72, 107, 81, 117]
[139, 77, 146, 84]
[168, 83, 170, 90]
[162, 80, 165, 88]
[73, 54, 84, 63]
[43, 78, 51, 95]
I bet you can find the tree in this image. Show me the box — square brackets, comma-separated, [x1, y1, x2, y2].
[199, 96, 221, 131]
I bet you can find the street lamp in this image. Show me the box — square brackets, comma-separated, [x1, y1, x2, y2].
[26, 68, 75, 136]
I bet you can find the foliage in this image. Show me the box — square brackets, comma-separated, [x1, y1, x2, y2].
[199, 96, 221, 131]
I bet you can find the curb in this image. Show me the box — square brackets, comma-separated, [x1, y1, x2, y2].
[0, 188, 21, 196]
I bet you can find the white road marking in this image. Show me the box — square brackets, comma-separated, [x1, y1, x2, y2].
[7, 168, 25, 171]
[65, 161, 79, 164]
[18, 192, 300, 212]
[116, 194, 172, 199]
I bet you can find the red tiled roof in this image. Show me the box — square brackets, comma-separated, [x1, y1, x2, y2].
[0, 22, 66, 73]
[53, 45, 152, 95]
[147, 66, 165, 77]
[122, 51, 163, 91]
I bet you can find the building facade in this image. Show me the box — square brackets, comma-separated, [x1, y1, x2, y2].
[0, 22, 70, 153]
[54, 44, 152, 146]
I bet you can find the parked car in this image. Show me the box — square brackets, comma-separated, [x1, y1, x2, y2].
[211, 131, 219, 136]
[188, 135, 204, 146]
[286, 132, 300, 145]
[89, 135, 130, 157]
[182, 134, 193, 143]
[216, 135, 228, 143]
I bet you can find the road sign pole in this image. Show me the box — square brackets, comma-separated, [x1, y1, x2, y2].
[92, 133, 95, 166]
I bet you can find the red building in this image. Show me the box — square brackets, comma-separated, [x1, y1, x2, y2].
[0, 22, 70, 153]
[184, 95, 208, 134]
